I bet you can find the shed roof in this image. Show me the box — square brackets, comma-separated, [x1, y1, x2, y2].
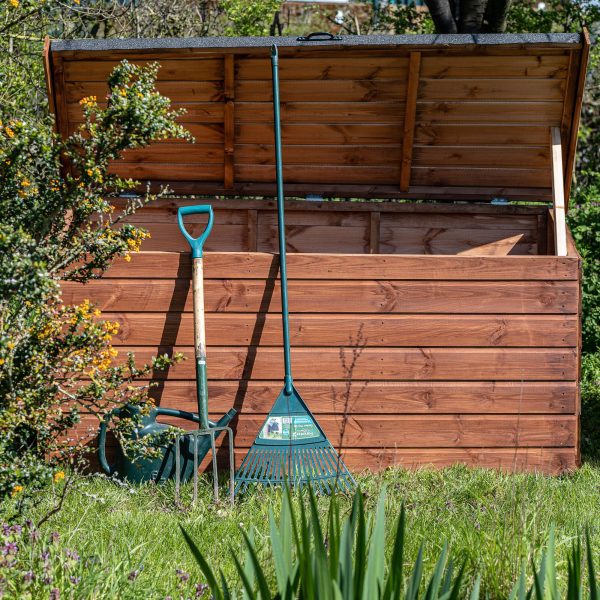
[45, 32, 590, 205]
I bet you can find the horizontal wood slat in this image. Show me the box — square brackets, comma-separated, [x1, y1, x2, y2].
[104, 252, 579, 281]
[236, 102, 405, 123]
[106, 312, 578, 348]
[419, 78, 565, 101]
[88, 446, 578, 475]
[63, 279, 578, 314]
[417, 101, 562, 123]
[419, 55, 569, 79]
[236, 57, 409, 80]
[142, 380, 576, 414]
[91, 412, 576, 447]
[236, 79, 407, 102]
[414, 124, 554, 146]
[107, 346, 577, 381]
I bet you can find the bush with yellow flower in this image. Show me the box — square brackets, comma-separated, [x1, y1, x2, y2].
[0, 61, 190, 506]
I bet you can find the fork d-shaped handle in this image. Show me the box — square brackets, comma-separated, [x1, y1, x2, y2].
[177, 205, 214, 259]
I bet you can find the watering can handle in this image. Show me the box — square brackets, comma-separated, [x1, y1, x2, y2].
[97, 406, 204, 477]
[177, 205, 214, 259]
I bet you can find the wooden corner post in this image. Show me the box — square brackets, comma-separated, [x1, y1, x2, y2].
[400, 52, 421, 193]
[550, 127, 567, 257]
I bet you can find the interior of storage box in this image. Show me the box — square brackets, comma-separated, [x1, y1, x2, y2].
[127, 199, 553, 257]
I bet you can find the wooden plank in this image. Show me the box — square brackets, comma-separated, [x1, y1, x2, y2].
[379, 227, 538, 256]
[85, 444, 578, 475]
[70, 122, 225, 143]
[419, 78, 565, 101]
[143, 380, 577, 414]
[236, 164, 399, 185]
[224, 54, 235, 189]
[105, 252, 580, 281]
[414, 124, 554, 146]
[97, 346, 578, 381]
[68, 102, 225, 123]
[417, 101, 563, 124]
[551, 127, 567, 257]
[247, 209, 258, 252]
[236, 101, 405, 123]
[400, 52, 421, 192]
[236, 123, 402, 145]
[108, 163, 223, 182]
[236, 56, 409, 80]
[235, 144, 403, 166]
[420, 55, 569, 79]
[63, 58, 224, 81]
[564, 29, 591, 207]
[236, 79, 407, 102]
[411, 167, 550, 189]
[118, 144, 224, 164]
[51, 54, 70, 141]
[107, 313, 578, 348]
[79, 409, 577, 446]
[369, 212, 380, 254]
[43, 37, 57, 123]
[413, 146, 550, 169]
[63, 279, 579, 314]
[64, 80, 225, 104]
[86, 444, 578, 475]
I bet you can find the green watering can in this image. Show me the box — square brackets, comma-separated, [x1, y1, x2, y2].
[97, 405, 236, 484]
[98, 204, 236, 485]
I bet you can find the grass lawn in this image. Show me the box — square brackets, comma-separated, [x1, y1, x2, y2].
[9, 461, 599, 599]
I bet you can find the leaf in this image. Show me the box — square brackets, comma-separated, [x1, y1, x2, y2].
[587, 529, 598, 600]
[180, 525, 224, 600]
[240, 528, 272, 600]
[405, 545, 424, 600]
[469, 575, 481, 600]
[362, 487, 387, 600]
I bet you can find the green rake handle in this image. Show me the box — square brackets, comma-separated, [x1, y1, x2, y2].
[272, 44, 293, 397]
[177, 205, 214, 429]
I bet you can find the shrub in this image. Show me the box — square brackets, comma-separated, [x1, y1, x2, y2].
[0, 60, 190, 507]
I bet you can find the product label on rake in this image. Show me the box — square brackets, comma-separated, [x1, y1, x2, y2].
[259, 416, 319, 441]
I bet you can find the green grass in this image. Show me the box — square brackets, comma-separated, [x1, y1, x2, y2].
[9, 463, 600, 599]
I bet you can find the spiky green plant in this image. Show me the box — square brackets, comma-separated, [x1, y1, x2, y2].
[181, 486, 474, 599]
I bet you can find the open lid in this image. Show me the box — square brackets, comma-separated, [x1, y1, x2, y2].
[45, 32, 590, 206]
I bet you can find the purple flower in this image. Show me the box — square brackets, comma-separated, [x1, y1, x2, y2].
[2, 524, 10, 537]
[2, 543, 17, 555]
[128, 570, 140, 581]
[42, 575, 53, 585]
[10, 525, 22, 535]
[176, 569, 190, 583]
[65, 549, 80, 562]
[40, 550, 50, 562]
[29, 529, 41, 542]
[69, 576, 81, 585]
[49, 588, 60, 600]
[50, 532, 60, 544]
[25, 519, 33, 529]
[195, 583, 209, 597]
[22, 571, 34, 583]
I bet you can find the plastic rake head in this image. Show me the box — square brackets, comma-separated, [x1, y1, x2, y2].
[234, 442, 355, 495]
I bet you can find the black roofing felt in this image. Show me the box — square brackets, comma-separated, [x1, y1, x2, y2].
[51, 32, 581, 53]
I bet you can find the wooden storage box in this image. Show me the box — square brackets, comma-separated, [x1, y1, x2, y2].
[46, 32, 589, 474]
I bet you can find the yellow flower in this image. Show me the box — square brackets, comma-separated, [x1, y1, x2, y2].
[53, 471, 65, 483]
[0, 359, 5, 366]
[93, 308, 101, 317]
[21, 179, 31, 187]
[5, 127, 14, 138]
[9, 0, 18, 8]
[11, 485, 23, 497]
[73, 0, 80, 4]
[7, 342, 14, 350]
[86, 169, 93, 177]
[123, 253, 132, 262]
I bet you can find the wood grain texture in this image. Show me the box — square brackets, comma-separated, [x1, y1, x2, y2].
[107, 346, 577, 382]
[142, 380, 577, 414]
[63, 279, 579, 314]
[106, 312, 578, 348]
[401, 52, 421, 192]
[104, 251, 579, 281]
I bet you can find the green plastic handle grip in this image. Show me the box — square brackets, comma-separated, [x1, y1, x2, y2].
[177, 205, 214, 259]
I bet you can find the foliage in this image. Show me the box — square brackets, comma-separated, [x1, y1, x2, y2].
[220, 0, 282, 37]
[581, 353, 600, 459]
[0, 516, 209, 599]
[0, 60, 190, 506]
[182, 484, 600, 599]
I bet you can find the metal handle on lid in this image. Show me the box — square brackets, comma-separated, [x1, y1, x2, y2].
[296, 32, 342, 42]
